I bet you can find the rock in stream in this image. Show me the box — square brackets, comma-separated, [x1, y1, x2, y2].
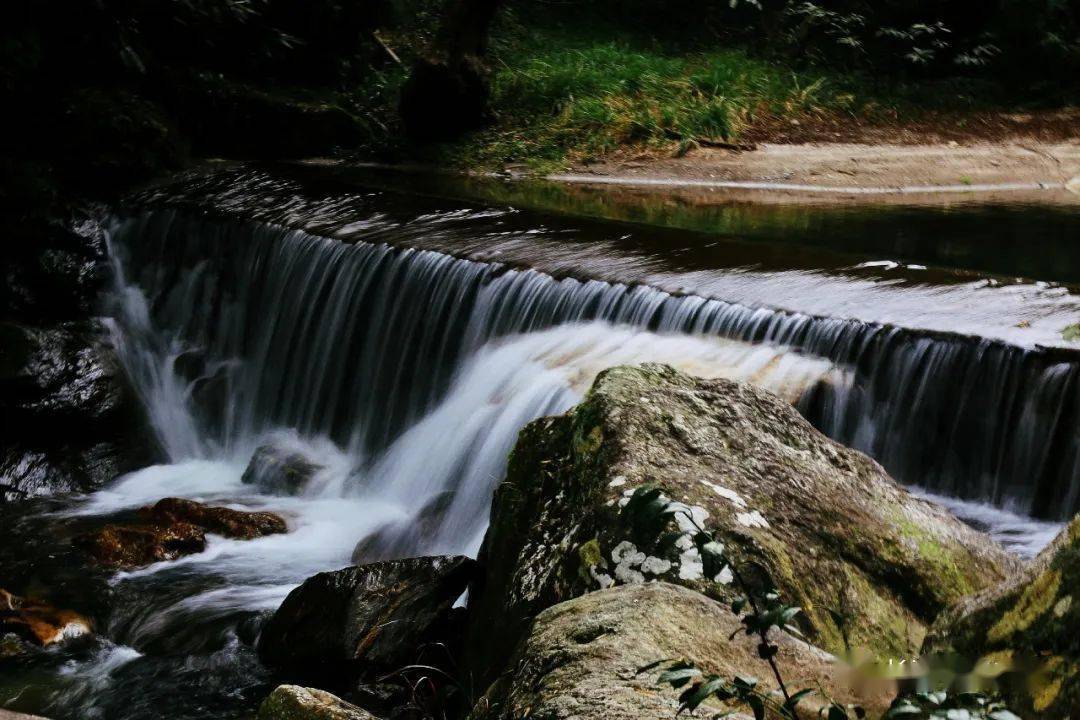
[259, 556, 477, 681]
[925, 514, 1079, 718]
[463, 363, 1018, 688]
[75, 497, 287, 568]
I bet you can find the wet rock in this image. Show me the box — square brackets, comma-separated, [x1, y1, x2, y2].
[144, 497, 286, 539]
[0, 320, 146, 500]
[470, 582, 892, 720]
[924, 515, 1079, 718]
[0, 322, 124, 420]
[0, 588, 91, 650]
[259, 556, 476, 680]
[76, 498, 286, 567]
[243, 445, 324, 496]
[351, 491, 456, 563]
[465, 364, 1017, 686]
[1, 213, 108, 325]
[257, 685, 377, 720]
[76, 521, 208, 568]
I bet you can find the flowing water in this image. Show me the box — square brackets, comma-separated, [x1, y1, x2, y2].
[2, 167, 1078, 719]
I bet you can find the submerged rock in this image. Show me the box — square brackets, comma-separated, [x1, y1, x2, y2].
[0, 588, 91, 651]
[257, 685, 377, 720]
[470, 582, 891, 720]
[242, 444, 324, 496]
[925, 515, 1079, 718]
[259, 556, 476, 679]
[465, 364, 1017, 685]
[76, 497, 286, 567]
[351, 491, 456, 563]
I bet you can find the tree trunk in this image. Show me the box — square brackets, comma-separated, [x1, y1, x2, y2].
[398, 0, 503, 142]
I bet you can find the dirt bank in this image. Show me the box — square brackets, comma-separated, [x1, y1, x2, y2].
[552, 139, 1080, 205]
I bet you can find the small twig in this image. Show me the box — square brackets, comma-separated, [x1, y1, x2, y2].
[373, 30, 402, 65]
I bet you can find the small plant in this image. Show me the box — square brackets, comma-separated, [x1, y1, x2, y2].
[623, 484, 851, 719]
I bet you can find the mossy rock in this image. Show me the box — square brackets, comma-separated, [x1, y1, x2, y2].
[257, 685, 375, 720]
[464, 364, 1017, 688]
[925, 515, 1080, 719]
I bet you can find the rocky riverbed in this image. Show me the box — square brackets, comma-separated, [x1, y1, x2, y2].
[247, 365, 1074, 719]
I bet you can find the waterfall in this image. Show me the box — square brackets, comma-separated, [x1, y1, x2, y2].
[107, 209, 1080, 525]
[16, 185, 1070, 720]
[102, 209, 847, 561]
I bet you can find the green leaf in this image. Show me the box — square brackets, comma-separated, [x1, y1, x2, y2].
[731, 597, 747, 614]
[733, 675, 759, 690]
[780, 606, 803, 624]
[700, 540, 726, 576]
[987, 711, 1021, 720]
[828, 704, 850, 720]
[658, 667, 703, 688]
[784, 688, 815, 711]
[748, 694, 766, 720]
[681, 677, 728, 712]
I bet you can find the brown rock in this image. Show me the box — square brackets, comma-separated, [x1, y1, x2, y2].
[142, 497, 286, 539]
[0, 588, 91, 648]
[76, 497, 286, 568]
[924, 515, 1080, 719]
[76, 521, 207, 567]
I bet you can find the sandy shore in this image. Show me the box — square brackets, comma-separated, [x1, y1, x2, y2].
[549, 140, 1080, 205]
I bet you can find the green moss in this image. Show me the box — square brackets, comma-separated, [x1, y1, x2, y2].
[576, 538, 603, 585]
[988, 569, 1062, 644]
[892, 515, 976, 601]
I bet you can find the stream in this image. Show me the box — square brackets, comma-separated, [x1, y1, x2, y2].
[1, 166, 1076, 719]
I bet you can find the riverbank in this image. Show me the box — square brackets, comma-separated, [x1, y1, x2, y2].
[547, 137, 1080, 205]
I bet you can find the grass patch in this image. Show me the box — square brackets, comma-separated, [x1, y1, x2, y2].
[446, 40, 859, 169]
[360, 19, 1010, 171]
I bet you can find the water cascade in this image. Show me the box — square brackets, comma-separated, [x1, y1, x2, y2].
[5, 184, 1075, 720]
[110, 208, 1080, 523]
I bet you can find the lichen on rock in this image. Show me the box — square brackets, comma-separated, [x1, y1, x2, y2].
[256, 685, 376, 720]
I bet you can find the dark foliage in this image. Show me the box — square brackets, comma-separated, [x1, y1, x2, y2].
[0, 0, 397, 213]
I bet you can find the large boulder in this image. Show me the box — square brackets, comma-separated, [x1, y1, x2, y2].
[470, 582, 892, 720]
[465, 364, 1016, 687]
[76, 497, 287, 567]
[257, 685, 376, 720]
[924, 515, 1079, 718]
[259, 556, 477, 681]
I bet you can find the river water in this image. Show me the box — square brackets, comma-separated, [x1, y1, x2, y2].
[1, 167, 1076, 719]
